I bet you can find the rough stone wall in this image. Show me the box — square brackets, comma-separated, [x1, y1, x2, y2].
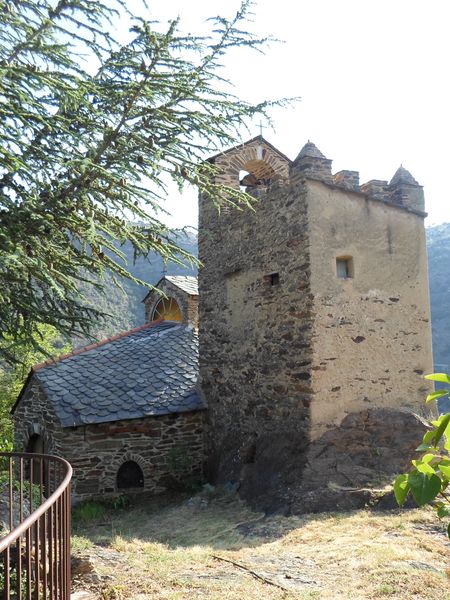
[13, 380, 61, 455]
[306, 179, 433, 438]
[144, 279, 198, 326]
[199, 175, 314, 482]
[199, 139, 433, 514]
[14, 380, 205, 502]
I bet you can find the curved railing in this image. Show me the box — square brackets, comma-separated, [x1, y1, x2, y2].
[0, 453, 72, 600]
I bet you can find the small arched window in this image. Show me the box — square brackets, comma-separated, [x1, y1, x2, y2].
[117, 460, 144, 489]
[152, 296, 182, 322]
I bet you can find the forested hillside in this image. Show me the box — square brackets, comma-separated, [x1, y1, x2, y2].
[77, 228, 198, 343]
[427, 223, 450, 411]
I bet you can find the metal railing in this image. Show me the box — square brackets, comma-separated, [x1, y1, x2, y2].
[0, 453, 72, 600]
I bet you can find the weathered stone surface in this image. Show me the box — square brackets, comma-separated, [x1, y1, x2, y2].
[13, 380, 205, 502]
[209, 408, 427, 514]
[199, 136, 433, 514]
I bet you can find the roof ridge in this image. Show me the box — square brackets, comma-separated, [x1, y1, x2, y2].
[32, 318, 165, 372]
[207, 135, 292, 164]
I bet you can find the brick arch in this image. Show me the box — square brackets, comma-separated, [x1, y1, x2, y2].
[105, 450, 149, 492]
[213, 140, 290, 190]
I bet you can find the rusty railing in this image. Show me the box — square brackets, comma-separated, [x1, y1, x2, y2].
[0, 452, 72, 600]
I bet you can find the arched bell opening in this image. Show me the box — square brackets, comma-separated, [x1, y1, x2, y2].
[238, 159, 276, 193]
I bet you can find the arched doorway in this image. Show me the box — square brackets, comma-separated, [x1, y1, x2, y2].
[116, 460, 144, 489]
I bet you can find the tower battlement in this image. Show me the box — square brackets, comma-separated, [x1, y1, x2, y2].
[208, 136, 425, 215]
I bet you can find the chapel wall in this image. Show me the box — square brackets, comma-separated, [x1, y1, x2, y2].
[13, 380, 62, 456]
[13, 382, 205, 502]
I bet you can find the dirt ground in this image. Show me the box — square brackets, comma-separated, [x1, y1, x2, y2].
[71, 490, 450, 600]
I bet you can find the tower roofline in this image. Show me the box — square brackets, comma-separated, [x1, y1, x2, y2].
[304, 176, 427, 218]
[206, 135, 292, 164]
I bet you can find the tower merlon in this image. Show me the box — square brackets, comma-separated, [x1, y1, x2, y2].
[333, 170, 360, 191]
[290, 141, 333, 184]
[388, 166, 425, 212]
[360, 179, 389, 201]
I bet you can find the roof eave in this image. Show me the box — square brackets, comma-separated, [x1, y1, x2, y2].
[11, 370, 35, 415]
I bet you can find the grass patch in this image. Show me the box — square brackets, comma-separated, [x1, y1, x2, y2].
[73, 500, 109, 523]
[72, 492, 450, 600]
[71, 535, 94, 552]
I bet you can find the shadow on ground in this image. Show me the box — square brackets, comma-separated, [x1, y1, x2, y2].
[72, 488, 320, 551]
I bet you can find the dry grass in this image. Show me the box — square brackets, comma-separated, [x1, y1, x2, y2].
[72, 492, 450, 600]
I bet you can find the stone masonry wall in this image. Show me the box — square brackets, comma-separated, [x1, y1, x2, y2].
[144, 279, 198, 327]
[199, 172, 315, 490]
[14, 381, 61, 456]
[14, 380, 205, 502]
[199, 139, 433, 514]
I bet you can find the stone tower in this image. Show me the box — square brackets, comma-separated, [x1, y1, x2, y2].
[198, 135, 433, 513]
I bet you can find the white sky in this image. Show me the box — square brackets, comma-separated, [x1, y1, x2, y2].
[125, 0, 450, 229]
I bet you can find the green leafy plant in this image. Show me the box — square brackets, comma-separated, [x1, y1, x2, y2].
[394, 372, 450, 537]
[72, 500, 109, 524]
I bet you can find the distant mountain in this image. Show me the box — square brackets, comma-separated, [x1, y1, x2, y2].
[427, 223, 450, 367]
[427, 223, 450, 411]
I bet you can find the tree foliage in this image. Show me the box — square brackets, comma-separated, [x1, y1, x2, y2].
[0, 0, 290, 362]
[0, 324, 70, 446]
[394, 373, 450, 538]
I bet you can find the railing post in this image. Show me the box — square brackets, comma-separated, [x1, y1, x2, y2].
[0, 453, 72, 600]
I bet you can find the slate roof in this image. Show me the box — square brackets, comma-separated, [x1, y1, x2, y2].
[164, 275, 198, 296]
[142, 275, 198, 303]
[25, 321, 202, 427]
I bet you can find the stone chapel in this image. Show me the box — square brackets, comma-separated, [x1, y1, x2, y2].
[12, 136, 434, 512]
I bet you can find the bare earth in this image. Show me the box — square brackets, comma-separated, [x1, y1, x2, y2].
[71, 491, 450, 600]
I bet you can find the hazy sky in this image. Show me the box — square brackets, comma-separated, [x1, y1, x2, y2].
[126, 0, 450, 229]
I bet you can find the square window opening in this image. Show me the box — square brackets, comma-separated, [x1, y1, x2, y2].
[336, 257, 354, 279]
[269, 272, 280, 286]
